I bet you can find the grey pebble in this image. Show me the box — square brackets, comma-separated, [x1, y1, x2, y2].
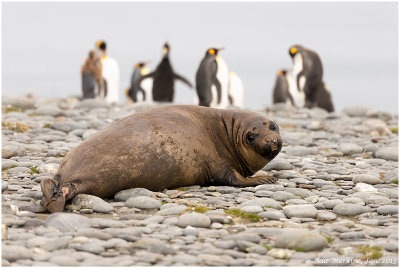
[114, 187, 155, 201]
[72, 194, 113, 213]
[352, 174, 383, 185]
[177, 212, 211, 228]
[274, 230, 328, 251]
[377, 205, 398, 215]
[126, 196, 162, 209]
[45, 212, 91, 232]
[283, 204, 318, 218]
[332, 203, 369, 216]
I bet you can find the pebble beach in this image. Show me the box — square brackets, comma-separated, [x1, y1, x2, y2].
[1, 95, 398, 266]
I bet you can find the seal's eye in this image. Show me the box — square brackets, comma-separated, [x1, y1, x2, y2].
[246, 132, 258, 145]
[269, 122, 279, 132]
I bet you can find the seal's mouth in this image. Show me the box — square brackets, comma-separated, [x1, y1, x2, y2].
[259, 140, 282, 159]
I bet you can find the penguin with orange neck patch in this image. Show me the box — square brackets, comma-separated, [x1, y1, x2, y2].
[272, 69, 295, 105]
[126, 62, 152, 103]
[196, 48, 230, 108]
[288, 45, 333, 111]
[96, 40, 120, 103]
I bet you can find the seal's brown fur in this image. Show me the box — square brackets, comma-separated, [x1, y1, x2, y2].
[41, 105, 282, 213]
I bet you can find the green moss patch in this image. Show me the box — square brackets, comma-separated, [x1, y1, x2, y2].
[391, 127, 398, 134]
[224, 209, 260, 222]
[356, 245, 383, 260]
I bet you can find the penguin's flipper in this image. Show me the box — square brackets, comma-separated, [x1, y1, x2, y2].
[134, 72, 155, 87]
[173, 73, 193, 88]
[211, 76, 222, 104]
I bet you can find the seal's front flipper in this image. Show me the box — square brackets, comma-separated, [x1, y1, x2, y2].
[220, 168, 278, 187]
[40, 178, 66, 213]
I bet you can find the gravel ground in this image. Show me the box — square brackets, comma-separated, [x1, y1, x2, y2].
[2, 95, 398, 266]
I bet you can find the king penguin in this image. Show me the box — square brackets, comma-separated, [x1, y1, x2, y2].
[195, 48, 229, 108]
[135, 42, 192, 102]
[227, 71, 244, 109]
[96, 40, 120, 103]
[126, 62, 153, 103]
[288, 44, 325, 109]
[272, 69, 295, 105]
[81, 50, 104, 99]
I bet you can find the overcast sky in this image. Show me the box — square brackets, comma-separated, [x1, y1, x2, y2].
[2, 1, 398, 112]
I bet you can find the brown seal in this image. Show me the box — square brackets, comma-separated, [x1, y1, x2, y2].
[41, 105, 282, 213]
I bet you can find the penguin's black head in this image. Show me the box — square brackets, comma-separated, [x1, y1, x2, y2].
[96, 40, 106, 51]
[135, 62, 146, 68]
[278, 70, 287, 76]
[206, 48, 224, 56]
[289, 46, 299, 58]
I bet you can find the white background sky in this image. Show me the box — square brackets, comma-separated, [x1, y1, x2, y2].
[2, 1, 398, 112]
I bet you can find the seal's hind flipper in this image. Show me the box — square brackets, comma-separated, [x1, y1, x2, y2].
[40, 178, 66, 213]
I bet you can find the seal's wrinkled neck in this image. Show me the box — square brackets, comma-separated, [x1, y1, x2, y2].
[219, 110, 254, 177]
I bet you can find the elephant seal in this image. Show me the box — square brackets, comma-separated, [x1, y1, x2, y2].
[41, 105, 282, 213]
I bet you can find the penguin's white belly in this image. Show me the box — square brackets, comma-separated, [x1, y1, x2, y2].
[141, 78, 153, 103]
[287, 72, 305, 107]
[291, 54, 305, 107]
[213, 56, 229, 109]
[228, 72, 244, 108]
[102, 57, 120, 103]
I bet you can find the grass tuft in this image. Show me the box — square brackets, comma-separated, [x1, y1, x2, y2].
[2, 121, 30, 133]
[356, 245, 383, 260]
[176, 187, 188, 191]
[29, 166, 39, 175]
[224, 209, 260, 222]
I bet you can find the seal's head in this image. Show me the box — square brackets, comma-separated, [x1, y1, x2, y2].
[238, 115, 282, 172]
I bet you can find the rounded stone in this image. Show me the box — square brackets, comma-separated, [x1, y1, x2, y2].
[240, 205, 263, 214]
[239, 197, 280, 209]
[352, 174, 383, 185]
[114, 188, 155, 201]
[332, 203, 369, 216]
[374, 147, 398, 161]
[177, 212, 211, 228]
[259, 210, 287, 220]
[377, 205, 398, 215]
[283, 204, 318, 218]
[338, 143, 363, 155]
[275, 230, 328, 251]
[71, 194, 113, 213]
[126, 196, 162, 209]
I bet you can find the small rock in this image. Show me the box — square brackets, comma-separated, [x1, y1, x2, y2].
[45, 212, 91, 232]
[339, 143, 363, 155]
[332, 203, 369, 216]
[126, 196, 162, 209]
[115, 188, 155, 201]
[275, 230, 328, 251]
[374, 146, 398, 161]
[72, 194, 113, 213]
[317, 211, 337, 221]
[354, 182, 378, 192]
[239, 197, 280, 209]
[352, 174, 383, 185]
[263, 159, 294, 171]
[259, 210, 287, 220]
[156, 205, 186, 216]
[177, 212, 211, 228]
[2, 245, 33, 262]
[283, 204, 318, 218]
[240, 205, 263, 214]
[377, 205, 398, 215]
